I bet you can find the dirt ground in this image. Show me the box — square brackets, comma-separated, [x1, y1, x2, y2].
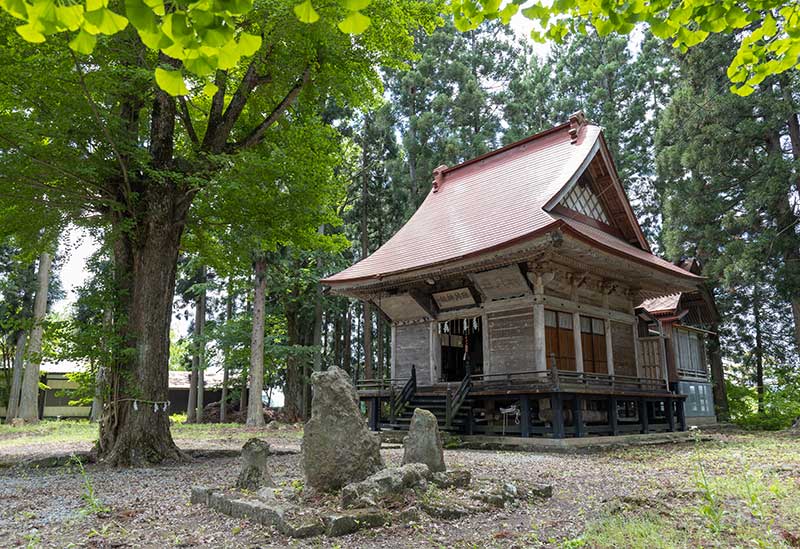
[1, 423, 798, 548]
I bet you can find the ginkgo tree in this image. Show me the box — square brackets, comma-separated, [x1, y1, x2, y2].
[1, 0, 796, 96]
[0, 0, 438, 465]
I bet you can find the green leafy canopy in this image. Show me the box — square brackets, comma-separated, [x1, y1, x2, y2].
[2, 0, 795, 96]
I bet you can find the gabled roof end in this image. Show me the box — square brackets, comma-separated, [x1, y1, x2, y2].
[432, 164, 448, 193]
[569, 111, 588, 144]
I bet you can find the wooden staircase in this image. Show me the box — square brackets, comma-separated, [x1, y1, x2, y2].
[383, 372, 474, 433]
[384, 393, 475, 432]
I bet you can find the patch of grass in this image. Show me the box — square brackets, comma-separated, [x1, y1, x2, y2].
[0, 420, 97, 448]
[563, 512, 690, 548]
[69, 454, 110, 516]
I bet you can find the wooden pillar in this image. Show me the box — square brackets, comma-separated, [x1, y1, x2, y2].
[666, 397, 676, 432]
[572, 395, 584, 437]
[520, 396, 531, 438]
[573, 312, 584, 373]
[608, 397, 619, 435]
[632, 320, 642, 378]
[657, 320, 669, 387]
[390, 324, 397, 379]
[604, 318, 615, 376]
[369, 398, 380, 431]
[569, 277, 584, 373]
[481, 310, 490, 374]
[550, 393, 565, 438]
[639, 398, 649, 434]
[533, 274, 546, 371]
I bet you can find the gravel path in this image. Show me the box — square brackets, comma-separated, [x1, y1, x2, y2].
[1, 430, 798, 548]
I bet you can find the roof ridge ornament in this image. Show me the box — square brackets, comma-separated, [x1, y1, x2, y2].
[432, 164, 448, 192]
[568, 111, 588, 144]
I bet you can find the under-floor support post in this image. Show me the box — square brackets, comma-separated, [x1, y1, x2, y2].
[639, 398, 649, 434]
[677, 398, 687, 431]
[609, 397, 619, 435]
[551, 393, 565, 439]
[572, 394, 584, 437]
[667, 398, 676, 432]
[520, 396, 531, 438]
[369, 398, 380, 431]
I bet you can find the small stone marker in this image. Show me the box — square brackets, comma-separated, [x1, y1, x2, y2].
[236, 438, 273, 491]
[302, 367, 384, 492]
[402, 408, 446, 473]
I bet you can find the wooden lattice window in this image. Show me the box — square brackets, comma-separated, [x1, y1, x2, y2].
[561, 181, 610, 224]
[545, 309, 576, 371]
[580, 316, 607, 374]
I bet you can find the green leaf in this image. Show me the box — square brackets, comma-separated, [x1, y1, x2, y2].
[125, 0, 157, 33]
[338, 10, 370, 34]
[15, 23, 46, 42]
[731, 83, 755, 96]
[293, 0, 318, 23]
[761, 14, 777, 38]
[154, 67, 189, 96]
[0, 0, 29, 20]
[86, 0, 107, 11]
[84, 8, 129, 35]
[69, 28, 97, 53]
[202, 82, 219, 97]
[498, 3, 518, 25]
[237, 31, 261, 57]
[343, 0, 370, 10]
[56, 5, 84, 31]
[725, 6, 748, 28]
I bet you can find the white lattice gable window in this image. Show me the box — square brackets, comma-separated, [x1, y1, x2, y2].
[560, 182, 611, 224]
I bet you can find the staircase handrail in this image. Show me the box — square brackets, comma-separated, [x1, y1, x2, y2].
[390, 364, 416, 422]
[446, 371, 472, 427]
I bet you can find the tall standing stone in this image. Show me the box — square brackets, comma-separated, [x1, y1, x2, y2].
[302, 367, 384, 491]
[402, 408, 446, 473]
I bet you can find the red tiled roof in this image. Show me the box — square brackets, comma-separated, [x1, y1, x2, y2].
[323, 121, 699, 285]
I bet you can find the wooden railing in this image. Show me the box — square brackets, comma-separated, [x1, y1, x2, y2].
[389, 365, 416, 423]
[470, 367, 669, 394]
[355, 378, 400, 392]
[677, 367, 710, 381]
[445, 372, 472, 428]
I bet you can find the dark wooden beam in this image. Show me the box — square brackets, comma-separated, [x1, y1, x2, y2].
[551, 393, 565, 439]
[609, 396, 619, 435]
[639, 398, 650, 434]
[520, 396, 531, 438]
[572, 394, 585, 437]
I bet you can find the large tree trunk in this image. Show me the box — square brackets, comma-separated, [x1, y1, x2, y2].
[342, 306, 352, 373]
[90, 307, 113, 423]
[18, 252, 52, 423]
[221, 278, 234, 423]
[247, 256, 267, 426]
[284, 295, 304, 421]
[708, 329, 729, 421]
[753, 288, 765, 414]
[97, 185, 188, 466]
[186, 329, 198, 422]
[5, 330, 27, 423]
[195, 265, 207, 422]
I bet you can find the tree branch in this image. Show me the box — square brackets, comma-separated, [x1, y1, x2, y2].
[232, 67, 311, 151]
[70, 49, 133, 208]
[178, 97, 200, 147]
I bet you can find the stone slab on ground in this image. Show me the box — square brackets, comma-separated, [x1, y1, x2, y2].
[457, 431, 708, 452]
[341, 463, 430, 508]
